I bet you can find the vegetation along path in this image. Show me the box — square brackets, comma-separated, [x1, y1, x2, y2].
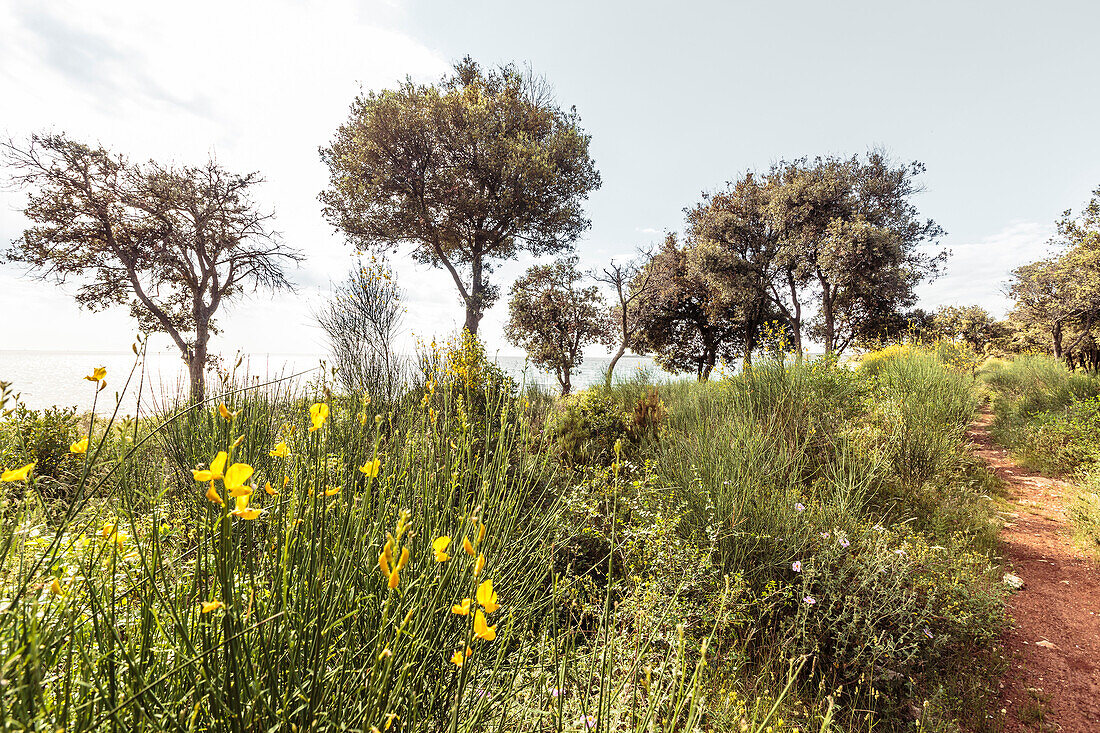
[968, 412, 1100, 731]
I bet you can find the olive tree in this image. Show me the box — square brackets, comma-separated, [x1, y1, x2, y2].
[320, 57, 601, 335]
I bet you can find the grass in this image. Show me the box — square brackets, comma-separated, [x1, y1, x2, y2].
[979, 354, 1100, 554]
[0, 340, 1009, 732]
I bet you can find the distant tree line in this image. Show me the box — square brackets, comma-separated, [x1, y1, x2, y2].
[9, 55, 1098, 402]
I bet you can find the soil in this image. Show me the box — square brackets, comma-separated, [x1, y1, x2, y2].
[968, 412, 1100, 732]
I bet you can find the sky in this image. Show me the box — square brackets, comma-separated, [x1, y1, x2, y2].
[2, 0, 1099, 359]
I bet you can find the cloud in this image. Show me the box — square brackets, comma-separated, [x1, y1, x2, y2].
[0, 0, 451, 357]
[917, 220, 1055, 317]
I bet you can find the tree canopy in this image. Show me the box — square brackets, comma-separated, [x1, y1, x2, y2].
[320, 57, 601, 335]
[3, 133, 301, 401]
[505, 256, 610, 395]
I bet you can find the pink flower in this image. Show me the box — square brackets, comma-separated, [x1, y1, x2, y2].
[791, 561, 802, 573]
[839, 538, 850, 548]
[581, 715, 597, 729]
[803, 596, 816, 606]
[821, 532, 830, 539]
[795, 502, 805, 512]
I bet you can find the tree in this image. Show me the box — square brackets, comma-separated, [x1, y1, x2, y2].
[768, 152, 946, 354]
[634, 235, 744, 380]
[505, 256, 611, 395]
[931, 305, 998, 352]
[316, 258, 405, 402]
[320, 57, 601, 335]
[592, 249, 656, 382]
[3, 133, 301, 402]
[686, 172, 784, 365]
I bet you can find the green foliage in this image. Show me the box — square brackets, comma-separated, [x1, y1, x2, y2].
[548, 387, 628, 466]
[319, 56, 601, 334]
[0, 404, 80, 494]
[505, 256, 612, 395]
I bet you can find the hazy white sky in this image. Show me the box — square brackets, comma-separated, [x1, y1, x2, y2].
[2, 0, 1098, 359]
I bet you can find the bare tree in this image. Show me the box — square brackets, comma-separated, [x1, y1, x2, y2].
[316, 259, 406, 402]
[3, 133, 302, 402]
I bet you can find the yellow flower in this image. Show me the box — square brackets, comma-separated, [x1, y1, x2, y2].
[269, 442, 290, 458]
[397, 546, 410, 571]
[308, 402, 329, 433]
[49, 578, 64, 596]
[70, 437, 89, 454]
[452, 598, 472, 615]
[451, 647, 472, 667]
[193, 452, 228, 482]
[223, 462, 254, 495]
[433, 536, 451, 562]
[264, 481, 278, 496]
[324, 485, 341, 496]
[229, 483, 253, 498]
[476, 579, 499, 613]
[474, 553, 485, 577]
[359, 459, 381, 477]
[473, 610, 496, 641]
[1, 462, 35, 482]
[100, 523, 116, 539]
[84, 366, 107, 382]
[230, 494, 261, 520]
[200, 600, 225, 614]
[206, 483, 224, 505]
[477, 522, 486, 544]
[218, 403, 242, 420]
[387, 567, 400, 589]
[283, 475, 290, 489]
[379, 551, 392, 577]
[462, 537, 475, 556]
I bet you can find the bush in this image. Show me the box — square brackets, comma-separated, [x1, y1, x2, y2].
[1, 405, 82, 501]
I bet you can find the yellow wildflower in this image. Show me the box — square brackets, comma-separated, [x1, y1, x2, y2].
[324, 485, 341, 496]
[218, 403, 242, 420]
[379, 551, 391, 577]
[206, 483, 224, 505]
[49, 578, 64, 596]
[230, 494, 261, 520]
[359, 459, 381, 477]
[200, 600, 225, 614]
[193, 452, 228, 482]
[229, 483, 252, 498]
[477, 522, 486, 544]
[269, 442, 290, 458]
[100, 523, 115, 539]
[223, 462, 254, 495]
[264, 482, 278, 496]
[451, 648, 472, 667]
[474, 553, 485, 577]
[452, 598, 472, 615]
[84, 366, 106, 382]
[1, 463, 34, 482]
[476, 579, 499, 613]
[473, 610, 496, 641]
[462, 537, 475, 556]
[433, 536, 451, 562]
[387, 567, 400, 589]
[70, 437, 89, 454]
[397, 546, 410, 571]
[308, 402, 329, 433]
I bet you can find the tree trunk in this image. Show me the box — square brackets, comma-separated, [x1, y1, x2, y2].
[1052, 321, 1063, 359]
[605, 343, 628, 386]
[465, 250, 484, 335]
[561, 370, 572, 396]
[188, 323, 209, 404]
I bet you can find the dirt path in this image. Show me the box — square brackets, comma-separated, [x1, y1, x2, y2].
[967, 412, 1100, 732]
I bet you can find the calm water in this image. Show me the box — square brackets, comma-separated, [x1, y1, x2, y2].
[0, 350, 665, 413]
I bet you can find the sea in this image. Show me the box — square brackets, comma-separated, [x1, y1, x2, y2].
[0, 350, 667, 414]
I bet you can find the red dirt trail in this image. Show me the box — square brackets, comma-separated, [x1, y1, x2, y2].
[968, 413, 1100, 732]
